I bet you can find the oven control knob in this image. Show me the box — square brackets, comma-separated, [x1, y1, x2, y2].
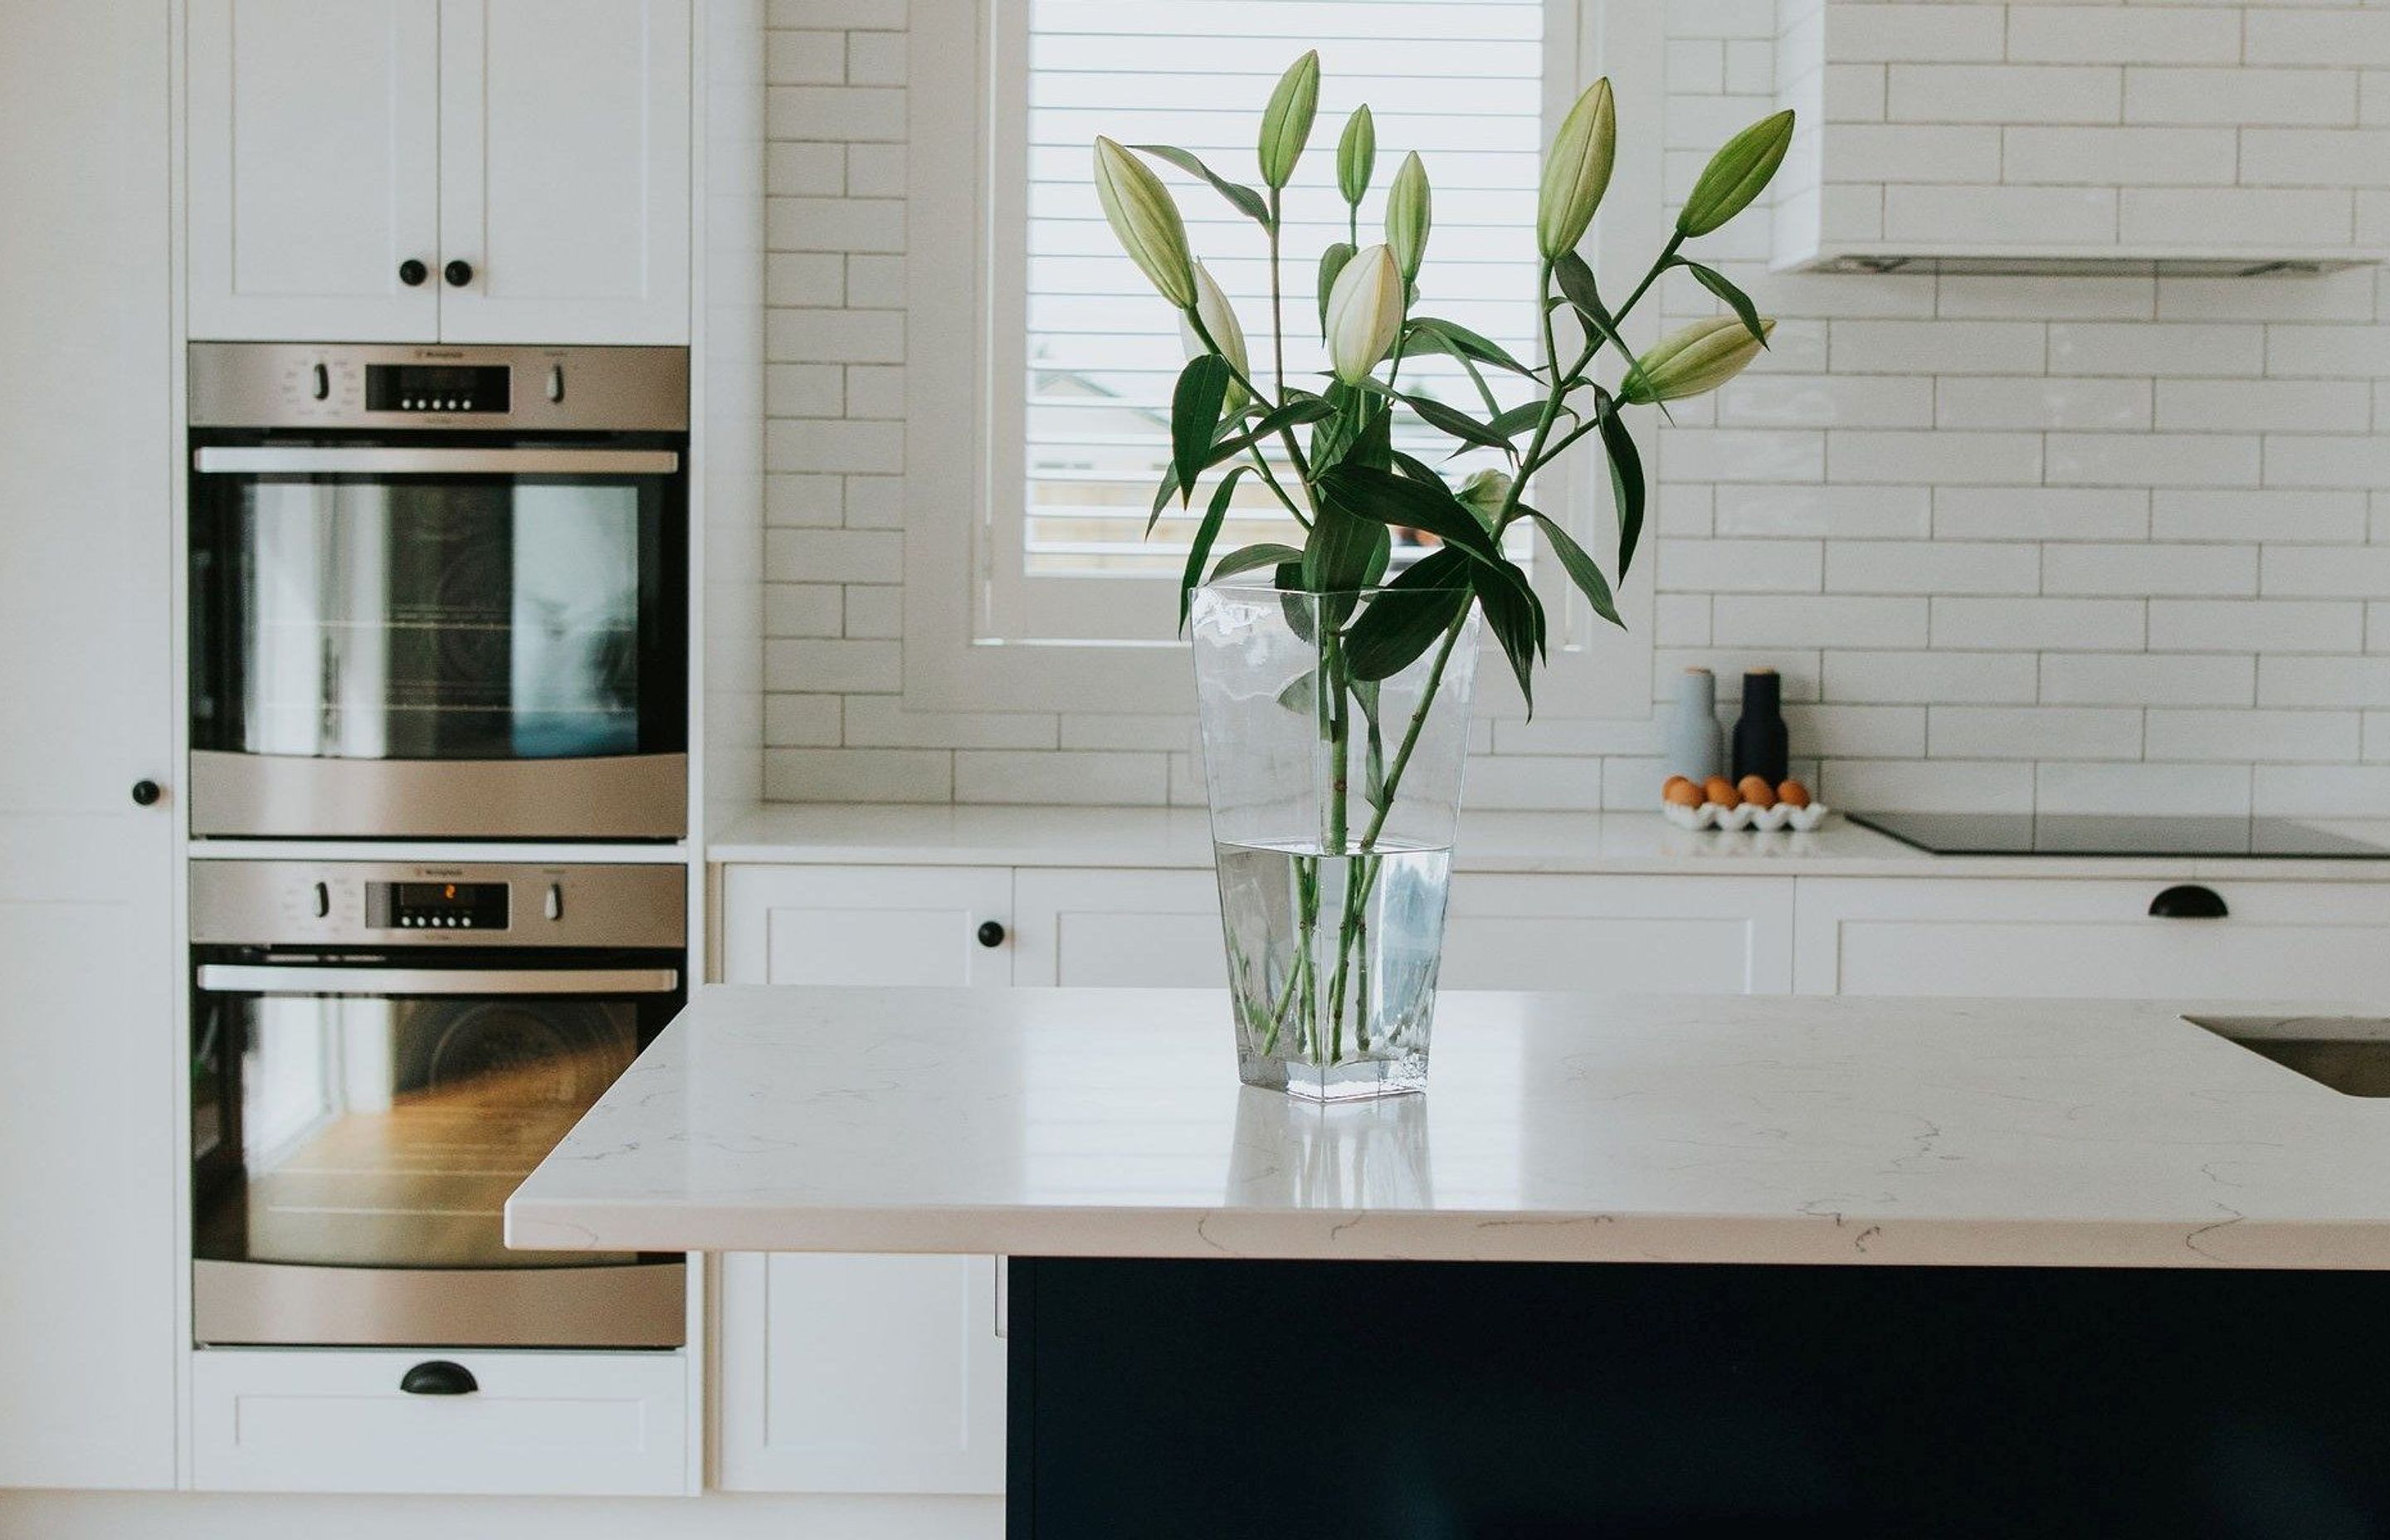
[546, 365, 564, 404]
[311, 882, 330, 919]
[544, 883, 563, 922]
[310, 363, 330, 402]
[129, 779, 161, 807]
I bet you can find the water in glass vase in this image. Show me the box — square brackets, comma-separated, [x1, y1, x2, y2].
[1212, 839, 1454, 1100]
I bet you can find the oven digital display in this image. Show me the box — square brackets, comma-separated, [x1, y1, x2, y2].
[369, 880, 510, 931]
[364, 363, 511, 415]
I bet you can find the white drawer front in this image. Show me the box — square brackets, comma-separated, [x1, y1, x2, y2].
[1797, 879, 2390, 1000]
[1442, 875, 1797, 995]
[192, 1348, 688, 1495]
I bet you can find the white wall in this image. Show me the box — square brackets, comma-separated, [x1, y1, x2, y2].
[758, 0, 2390, 816]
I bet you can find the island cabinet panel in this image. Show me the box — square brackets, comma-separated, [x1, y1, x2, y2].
[716, 862, 1008, 1494]
[715, 1254, 1007, 1494]
[1795, 878, 2390, 999]
[1011, 868, 1226, 987]
[0, 0, 177, 1490]
[188, 0, 690, 344]
[191, 1348, 687, 1494]
[1442, 875, 1797, 995]
[721, 865, 1015, 988]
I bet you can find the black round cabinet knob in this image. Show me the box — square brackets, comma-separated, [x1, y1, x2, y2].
[443, 259, 475, 288]
[398, 258, 428, 287]
[977, 921, 1007, 948]
[129, 779, 161, 807]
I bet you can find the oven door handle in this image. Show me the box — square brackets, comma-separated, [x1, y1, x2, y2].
[192, 446, 680, 475]
[194, 964, 680, 997]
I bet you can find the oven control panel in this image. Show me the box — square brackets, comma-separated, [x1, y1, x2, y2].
[187, 342, 690, 432]
[368, 880, 510, 931]
[191, 861, 685, 949]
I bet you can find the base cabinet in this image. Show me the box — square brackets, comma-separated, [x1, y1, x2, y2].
[191, 1349, 689, 1495]
[716, 863, 1009, 1495]
[1795, 878, 2390, 998]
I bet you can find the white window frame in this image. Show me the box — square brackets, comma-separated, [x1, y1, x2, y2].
[903, 0, 1663, 718]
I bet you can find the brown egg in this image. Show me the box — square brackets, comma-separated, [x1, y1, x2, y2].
[1777, 778, 1812, 808]
[1737, 775, 1777, 808]
[1702, 776, 1737, 807]
[1662, 776, 1701, 807]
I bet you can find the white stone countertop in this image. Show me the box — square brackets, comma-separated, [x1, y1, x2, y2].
[508, 986, 2390, 1269]
[708, 805, 2390, 880]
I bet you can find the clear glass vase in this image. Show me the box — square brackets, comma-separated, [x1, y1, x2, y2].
[1189, 580, 1482, 1099]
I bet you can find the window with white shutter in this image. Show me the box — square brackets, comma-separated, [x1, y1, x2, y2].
[995, 0, 1552, 641]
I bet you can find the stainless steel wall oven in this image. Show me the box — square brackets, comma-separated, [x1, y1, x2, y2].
[188, 343, 690, 841]
[189, 860, 686, 1348]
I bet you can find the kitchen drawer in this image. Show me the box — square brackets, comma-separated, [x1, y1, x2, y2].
[190, 1348, 688, 1495]
[1795, 878, 2390, 999]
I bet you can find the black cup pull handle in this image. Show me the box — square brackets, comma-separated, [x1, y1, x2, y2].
[399, 1360, 478, 1396]
[977, 920, 1007, 948]
[129, 779, 162, 807]
[2149, 885, 2228, 919]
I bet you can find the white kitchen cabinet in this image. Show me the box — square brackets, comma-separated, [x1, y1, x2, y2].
[1011, 867, 1227, 987]
[0, 0, 178, 1490]
[188, 0, 689, 344]
[1443, 875, 1797, 994]
[191, 1348, 687, 1494]
[715, 864, 1009, 1496]
[436, 0, 692, 344]
[187, 0, 441, 341]
[1796, 878, 2390, 999]
[721, 864, 1014, 987]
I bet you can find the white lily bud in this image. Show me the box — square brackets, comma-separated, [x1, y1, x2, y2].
[1092, 136, 1197, 310]
[1620, 314, 1777, 404]
[1178, 262, 1251, 414]
[1323, 244, 1405, 387]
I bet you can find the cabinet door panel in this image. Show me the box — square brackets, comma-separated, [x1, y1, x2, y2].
[0, 0, 176, 1487]
[715, 865, 1007, 1495]
[1011, 868, 1225, 987]
[1443, 875, 1796, 995]
[188, 0, 440, 340]
[437, 0, 691, 343]
[721, 865, 1012, 987]
[715, 1253, 1005, 1494]
[1796, 879, 2390, 999]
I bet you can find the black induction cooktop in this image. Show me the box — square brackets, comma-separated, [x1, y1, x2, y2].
[1850, 812, 2390, 858]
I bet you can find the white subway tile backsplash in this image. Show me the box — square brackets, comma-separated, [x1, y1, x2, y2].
[1929, 706, 2144, 761]
[751, 11, 2390, 816]
[1931, 597, 2147, 651]
[1824, 650, 2041, 704]
[2041, 652, 2256, 708]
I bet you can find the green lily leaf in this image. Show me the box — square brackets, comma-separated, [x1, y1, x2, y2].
[1202, 396, 1334, 470]
[1402, 316, 1538, 379]
[1675, 258, 1769, 345]
[1519, 504, 1622, 628]
[1597, 394, 1646, 577]
[1130, 144, 1271, 227]
[1471, 558, 1543, 713]
[1170, 353, 1233, 504]
[1388, 450, 1447, 489]
[1397, 391, 1519, 458]
[1551, 251, 1627, 358]
[1342, 548, 1472, 681]
[1317, 464, 1504, 570]
[1208, 540, 1304, 583]
[1177, 466, 1250, 631]
[1301, 490, 1386, 594]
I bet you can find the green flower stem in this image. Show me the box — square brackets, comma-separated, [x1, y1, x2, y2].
[1267, 189, 1288, 398]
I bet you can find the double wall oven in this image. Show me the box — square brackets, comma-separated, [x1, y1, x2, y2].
[187, 343, 694, 1354]
[188, 343, 689, 841]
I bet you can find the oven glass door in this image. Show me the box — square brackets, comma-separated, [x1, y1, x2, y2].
[189, 448, 686, 763]
[191, 954, 681, 1274]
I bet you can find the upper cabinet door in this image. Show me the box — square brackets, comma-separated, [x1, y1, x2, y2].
[436, 0, 691, 344]
[188, 0, 440, 341]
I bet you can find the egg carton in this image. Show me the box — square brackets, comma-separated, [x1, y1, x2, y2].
[1661, 800, 1832, 833]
